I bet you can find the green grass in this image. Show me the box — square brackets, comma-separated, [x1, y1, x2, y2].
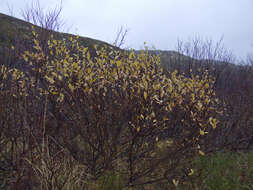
[95, 151, 253, 190]
[188, 151, 253, 190]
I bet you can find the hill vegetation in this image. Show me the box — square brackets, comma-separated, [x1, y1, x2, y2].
[0, 12, 252, 189]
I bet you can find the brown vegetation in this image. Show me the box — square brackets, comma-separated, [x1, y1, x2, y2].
[0, 3, 252, 189]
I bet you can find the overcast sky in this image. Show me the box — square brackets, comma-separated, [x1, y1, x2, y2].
[1, 0, 252, 61]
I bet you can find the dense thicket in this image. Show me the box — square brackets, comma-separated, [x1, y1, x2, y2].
[0, 12, 252, 189]
[160, 39, 253, 152]
[0, 26, 223, 189]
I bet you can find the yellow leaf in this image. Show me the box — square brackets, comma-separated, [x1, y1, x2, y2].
[129, 51, 135, 59]
[68, 83, 74, 92]
[191, 93, 195, 102]
[83, 47, 88, 55]
[87, 68, 92, 74]
[159, 88, 165, 98]
[201, 89, 205, 97]
[23, 55, 28, 62]
[116, 61, 121, 67]
[166, 139, 173, 147]
[142, 75, 145, 81]
[209, 117, 218, 129]
[87, 52, 90, 60]
[163, 117, 168, 121]
[200, 129, 205, 136]
[57, 93, 64, 102]
[137, 127, 140, 132]
[172, 179, 179, 187]
[144, 91, 147, 100]
[84, 86, 89, 92]
[113, 68, 117, 75]
[197, 102, 203, 110]
[188, 169, 194, 176]
[156, 137, 159, 142]
[45, 76, 54, 84]
[199, 150, 205, 156]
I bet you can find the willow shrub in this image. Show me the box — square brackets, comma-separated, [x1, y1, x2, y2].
[0, 29, 221, 188]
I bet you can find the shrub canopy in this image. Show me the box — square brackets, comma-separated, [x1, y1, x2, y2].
[0, 30, 221, 187]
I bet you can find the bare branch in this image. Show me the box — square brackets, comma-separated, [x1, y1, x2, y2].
[114, 26, 128, 48]
[21, 0, 65, 32]
[6, 2, 15, 17]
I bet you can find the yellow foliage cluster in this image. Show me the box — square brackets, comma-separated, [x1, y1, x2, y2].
[0, 29, 225, 187]
[1, 30, 221, 155]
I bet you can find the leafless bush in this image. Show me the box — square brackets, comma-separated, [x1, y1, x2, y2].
[176, 36, 235, 62]
[246, 52, 253, 66]
[113, 26, 128, 48]
[21, 0, 65, 32]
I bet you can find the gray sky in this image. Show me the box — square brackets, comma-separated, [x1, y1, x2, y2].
[1, 0, 252, 60]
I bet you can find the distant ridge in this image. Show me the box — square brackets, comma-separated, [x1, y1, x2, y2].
[0, 13, 119, 57]
[0, 12, 190, 66]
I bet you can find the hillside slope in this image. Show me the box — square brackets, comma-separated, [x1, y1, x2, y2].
[0, 13, 191, 66]
[0, 13, 122, 60]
